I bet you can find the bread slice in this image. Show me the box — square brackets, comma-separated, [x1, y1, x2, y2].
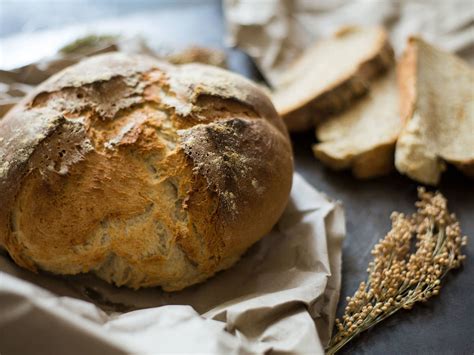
[395, 37, 474, 185]
[272, 26, 394, 132]
[313, 69, 401, 178]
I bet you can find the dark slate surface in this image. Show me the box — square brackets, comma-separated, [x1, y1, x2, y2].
[292, 132, 474, 355]
[1, 0, 473, 353]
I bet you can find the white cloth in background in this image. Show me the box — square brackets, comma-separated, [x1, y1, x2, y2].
[223, 0, 474, 85]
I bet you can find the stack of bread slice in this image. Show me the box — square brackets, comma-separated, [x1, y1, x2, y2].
[313, 70, 400, 178]
[273, 25, 474, 184]
[272, 26, 394, 132]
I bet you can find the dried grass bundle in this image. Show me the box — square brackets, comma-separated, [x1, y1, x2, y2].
[327, 188, 468, 354]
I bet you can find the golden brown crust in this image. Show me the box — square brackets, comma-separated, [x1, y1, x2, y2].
[0, 53, 293, 291]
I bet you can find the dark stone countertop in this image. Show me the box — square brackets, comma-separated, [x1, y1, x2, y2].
[292, 131, 474, 355]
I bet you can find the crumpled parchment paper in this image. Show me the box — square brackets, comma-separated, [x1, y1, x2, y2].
[0, 39, 345, 354]
[223, 0, 474, 85]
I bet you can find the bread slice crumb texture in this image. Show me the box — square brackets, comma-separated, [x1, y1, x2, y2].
[313, 69, 401, 178]
[395, 37, 474, 185]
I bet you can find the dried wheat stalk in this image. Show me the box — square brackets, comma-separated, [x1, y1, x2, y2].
[326, 188, 468, 354]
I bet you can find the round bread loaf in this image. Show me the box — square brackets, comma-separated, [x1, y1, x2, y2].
[0, 53, 293, 291]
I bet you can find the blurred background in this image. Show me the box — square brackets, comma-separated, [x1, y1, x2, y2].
[1, 0, 473, 69]
[1, 0, 228, 36]
[0, 0, 239, 70]
[1, 0, 189, 36]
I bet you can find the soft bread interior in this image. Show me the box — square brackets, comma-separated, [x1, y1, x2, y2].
[395, 37, 474, 185]
[272, 27, 390, 125]
[313, 69, 401, 178]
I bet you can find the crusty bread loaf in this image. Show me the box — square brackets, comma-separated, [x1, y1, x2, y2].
[395, 37, 474, 185]
[0, 53, 293, 291]
[272, 26, 394, 132]
[313, 69, 401, 178]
